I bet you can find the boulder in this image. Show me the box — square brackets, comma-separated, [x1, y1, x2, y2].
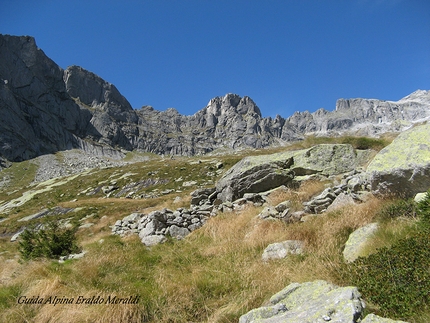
[367, 123, 430, 197]
[215, 153, 295, 202]
[262, 240, 304, 261]
[168, 225, 190, 239]
[343, 223, 379, 263]
[190, 187, 216, 206]
[239, 280, 365, 323]
[141, 235, 166, 247]
[326, 193, 356, 212]
[216, 144, 361, 202]
[292, 144, 360, 176]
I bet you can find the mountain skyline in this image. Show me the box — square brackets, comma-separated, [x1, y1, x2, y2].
[1, 1, 429, 117]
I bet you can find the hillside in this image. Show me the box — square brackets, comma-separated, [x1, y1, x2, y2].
[0, 125, 430, 322]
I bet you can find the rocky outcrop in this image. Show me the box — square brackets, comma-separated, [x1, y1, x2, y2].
[1, 34, 430, 163]
[64, 65, 139, 150]
[0, 35, 93, 161]
[367, 123, 430, 197]
[239, 280, 407, 323]
[239, 280, 365, 323]
[215, 144, 365, 202]
[286, 90, 430, 137]
[303, 170, 371, 214]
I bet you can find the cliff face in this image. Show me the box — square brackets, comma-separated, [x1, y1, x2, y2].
[1, 34, 429, 162]
[285, 90, 430, 136]
[0, 35, 93, 161]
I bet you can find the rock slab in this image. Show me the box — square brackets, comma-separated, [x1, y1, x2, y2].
[216, 144, 362, 202]
[239, 280, 364, 323]
[367, 123, 430, 197]
[239, 280, 407, 323]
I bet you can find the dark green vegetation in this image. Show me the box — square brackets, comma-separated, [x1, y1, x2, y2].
[19, 220, 81, 260]
[345, 191, 430, 321]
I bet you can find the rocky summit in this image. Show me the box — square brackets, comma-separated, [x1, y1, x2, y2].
[1, 34, 430, 163]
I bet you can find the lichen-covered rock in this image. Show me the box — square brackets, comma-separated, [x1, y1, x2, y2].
[216, 144, 361, 202]
[239, 280, 365, 323]
[367, 123, 430, 197]
[292, 144, 360, 176]
[262, 240, 304, 261]
[343, 223, 379, 263]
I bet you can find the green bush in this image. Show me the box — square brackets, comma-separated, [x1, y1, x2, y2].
[346, 193, 430, 320]
[19, 220, 81, 260]
[347, 232, 430, 320]
[377, 198, 417, 221]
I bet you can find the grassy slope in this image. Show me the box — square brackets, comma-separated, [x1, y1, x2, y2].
[0, 136, 427, 322]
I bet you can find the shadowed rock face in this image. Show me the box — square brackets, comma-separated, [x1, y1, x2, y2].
[1, 34, 429, 162]
[0, 35, 93, 161]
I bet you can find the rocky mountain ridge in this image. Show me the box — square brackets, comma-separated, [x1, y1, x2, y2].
[1, 34, 429, 162]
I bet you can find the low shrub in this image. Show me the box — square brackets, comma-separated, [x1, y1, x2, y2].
[346, 232, 430, 320]
[346, 192, 430, 321]
[19, 220, 81, 260]
[377, 198, 417, 221]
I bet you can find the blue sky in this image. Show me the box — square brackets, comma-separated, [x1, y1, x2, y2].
[1, 0, 429, 117]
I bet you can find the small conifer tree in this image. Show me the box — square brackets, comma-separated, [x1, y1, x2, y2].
[19, 220, 80, 260]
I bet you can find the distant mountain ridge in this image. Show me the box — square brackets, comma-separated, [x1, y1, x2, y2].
[1, 34, 429, 162]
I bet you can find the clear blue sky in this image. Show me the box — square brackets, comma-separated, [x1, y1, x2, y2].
[1, 0, 429, 117]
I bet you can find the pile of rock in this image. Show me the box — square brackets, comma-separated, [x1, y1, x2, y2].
[31, 151, 127, 184]
[112, 205, 216, 246]
[304, 170, 370, 214]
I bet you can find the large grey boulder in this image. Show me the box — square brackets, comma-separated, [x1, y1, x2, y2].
[239, 280, 406, 323]
[239, 280, 365, 323]
[216, 144, 361, 202]
[367, 123, 430, 197]
[215, 153, 295, 202]
[343, 223, 379, 263]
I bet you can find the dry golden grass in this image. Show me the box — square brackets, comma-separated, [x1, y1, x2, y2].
[1, 196, 388, 323]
